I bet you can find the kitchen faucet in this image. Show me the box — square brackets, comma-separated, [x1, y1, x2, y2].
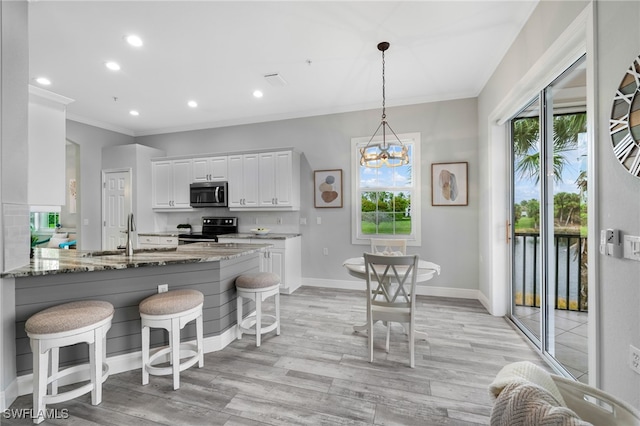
[125, 212, 136, 256]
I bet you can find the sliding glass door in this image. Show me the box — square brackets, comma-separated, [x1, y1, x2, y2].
[509, 56, 588, 381]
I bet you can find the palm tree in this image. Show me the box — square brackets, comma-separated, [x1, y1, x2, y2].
[512, 113, 586, 183]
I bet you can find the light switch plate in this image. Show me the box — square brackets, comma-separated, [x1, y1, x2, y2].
[623, 235, 640, 261]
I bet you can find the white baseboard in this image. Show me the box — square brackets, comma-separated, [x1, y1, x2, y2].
[15, 328, 237, 397]
[302, 277, 481, 300]
[0, 379, 18, 411]
[477, 290, 492, 314]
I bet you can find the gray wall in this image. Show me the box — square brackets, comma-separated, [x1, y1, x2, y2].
[66, 120, 134, 250]
[136, 99, 480, 288]
[594, 0, 640, 408]
[478, 0, 640, 409]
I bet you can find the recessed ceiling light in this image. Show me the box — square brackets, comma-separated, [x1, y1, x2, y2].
[105, 61, 121, 71]
[125, 35, 143, 47]
[129, 110, 140, 116]
[187, 100, 198, 108]
[35, 77, 51, 86]
[253, 90, 263, 98]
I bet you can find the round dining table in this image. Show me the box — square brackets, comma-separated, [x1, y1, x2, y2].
[342, 256, 441, 338]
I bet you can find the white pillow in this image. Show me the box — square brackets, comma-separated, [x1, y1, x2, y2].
[52, 232, 68, 238]
[47, 237, 69, 248]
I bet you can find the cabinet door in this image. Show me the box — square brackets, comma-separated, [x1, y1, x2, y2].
[152, 161, 172, 208]
[270, 248, 285, 284]
[274, 151, 294, 206]
[242, 154, 260, 207]
[258, 152, 276, 206]
[172, 159, 192, 208]
[227, 154, 244, 207]
[192, 158, 210, 182]
[209, 156, 228, 181]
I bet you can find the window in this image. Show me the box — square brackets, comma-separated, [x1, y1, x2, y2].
[351, 132, 421, 245]
[30, 212, 60, 233]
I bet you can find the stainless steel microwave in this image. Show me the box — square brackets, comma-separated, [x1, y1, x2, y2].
[190, 182, 228, 207]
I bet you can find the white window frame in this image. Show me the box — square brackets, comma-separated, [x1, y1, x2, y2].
[351, 132, 421, 246]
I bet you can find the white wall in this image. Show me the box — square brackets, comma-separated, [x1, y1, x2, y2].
[136, 99, 480, 290]
[0, 0, 28, 410]
[478, 0, 640, 409]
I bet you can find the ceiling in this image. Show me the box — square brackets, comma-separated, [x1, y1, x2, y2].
[28, 1, 538, 137]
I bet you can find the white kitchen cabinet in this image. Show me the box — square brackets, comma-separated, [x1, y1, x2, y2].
[137, 234, 178, 248]
[217, 235, 301, 294]
[28, 86, 74, 208]
[151, 159, 193, 209]
[192, 156, 228, 182]
[231, 149, 300, 211]
[227, 153, 259, 208]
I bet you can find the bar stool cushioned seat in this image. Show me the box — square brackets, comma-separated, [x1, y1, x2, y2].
[139, 289, 204, 390]
[25, 300, 114, 424]
[235, 272, 281, 347]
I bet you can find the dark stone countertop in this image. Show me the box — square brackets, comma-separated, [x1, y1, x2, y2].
[217, 233, 301, 240]
[1, 242, 270, 278]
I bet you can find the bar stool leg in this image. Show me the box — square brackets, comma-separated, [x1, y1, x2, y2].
[32, 340, 47, 424]
[50, 347, 59, 396]
[255, 296, 262, 347]
[196, 314, 204, 368]
[141, 325, 150, 385]
[91, 327, 104, 405]
[275, 292, 281, 336]
[236, 295, 243, 340]
[171, 318, 180, 390]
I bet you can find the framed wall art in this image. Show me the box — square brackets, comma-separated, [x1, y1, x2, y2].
[431, 162, 468, 206]
[314, 169, 343, 208]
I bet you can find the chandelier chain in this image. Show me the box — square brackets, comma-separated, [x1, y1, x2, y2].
[381, 49, 386, 120]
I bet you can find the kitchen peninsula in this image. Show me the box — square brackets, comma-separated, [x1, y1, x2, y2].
[2, 242, 269, 386]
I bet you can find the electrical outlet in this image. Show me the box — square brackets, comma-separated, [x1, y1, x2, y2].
[158, 284, 168, 293]
[630, 345, 640, 375]
[276, 217, 283, 225]
[323, 248, 329, 256]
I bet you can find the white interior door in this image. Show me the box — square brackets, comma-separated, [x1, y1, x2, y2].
[102, 169, 132, 250]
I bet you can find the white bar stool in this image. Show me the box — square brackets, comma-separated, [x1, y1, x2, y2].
[139, 289, 204, 390]
[25, 300, 114, 424]
[235, 272, 281, 347]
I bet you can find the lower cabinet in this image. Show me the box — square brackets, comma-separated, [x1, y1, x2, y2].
[137, 235, 179, 249]
[218, 236, 301, 294]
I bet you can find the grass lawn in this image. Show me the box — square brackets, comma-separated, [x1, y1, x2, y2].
[362, 219, 411, 234]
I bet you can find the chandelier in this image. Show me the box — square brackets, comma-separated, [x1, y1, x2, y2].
[359, 41, 409, 168]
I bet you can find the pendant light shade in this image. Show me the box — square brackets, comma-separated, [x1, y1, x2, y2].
[359, 42, 409, 168]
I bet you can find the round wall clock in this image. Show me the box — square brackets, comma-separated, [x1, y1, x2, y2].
[610, 55, 640, 178]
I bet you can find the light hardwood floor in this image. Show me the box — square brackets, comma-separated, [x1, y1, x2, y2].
[5, 287, 549, 425]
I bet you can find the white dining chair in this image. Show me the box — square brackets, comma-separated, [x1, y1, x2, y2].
[370, 238, 407, 255]
[363, 252, 419, 368]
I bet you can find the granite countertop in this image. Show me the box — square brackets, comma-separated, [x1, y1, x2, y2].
[2, 242, 270, 278]
[218, 233, 301, 240]
[137, 232, 181, 237]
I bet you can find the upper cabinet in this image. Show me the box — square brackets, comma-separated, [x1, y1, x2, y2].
[228, 153, 259, 208]
[28, 86, 74, 208]
[257, 150, 300, 209]
[151, 159, 192, 210]
[192, 156, 227, 182]
[151, 148, 300, 212]
[230, 149, 300, 211]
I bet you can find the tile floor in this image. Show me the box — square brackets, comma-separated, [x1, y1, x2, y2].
[514, 306, 588, 382]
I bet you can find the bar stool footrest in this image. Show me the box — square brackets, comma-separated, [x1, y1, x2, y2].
[145, 343, 201, 376]
[44, 362, 109, 405]
[239, 314, 278, 335]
